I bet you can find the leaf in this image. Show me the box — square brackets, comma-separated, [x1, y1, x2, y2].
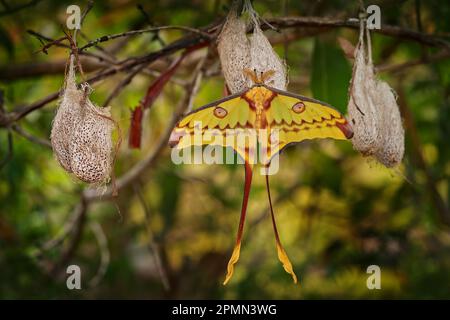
[129, 106, 143, 149]
[337, 36, 355, 59]
[128, 53, 185, 149]
[128, 42, 207, 149]
[310, 37, 352, 113]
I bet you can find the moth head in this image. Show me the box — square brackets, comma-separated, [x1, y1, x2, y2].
[243, 68, 275, 85]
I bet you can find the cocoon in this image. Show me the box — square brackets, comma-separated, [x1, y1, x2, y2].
[51, 55, 114, 185]
[217, 1, 287, 92]
[348, 24, 382, 156]
[69, 89, 113, 184]
[347, 20, 404, 167]
[217, 4, 251, 94]
[373, 81, 405, 167]
[51, 55, 83, 172]
[248, 18, 287, 90]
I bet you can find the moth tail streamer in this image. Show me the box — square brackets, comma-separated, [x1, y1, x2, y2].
[223, 161, 253, 285]
[265, 173, 298, 284]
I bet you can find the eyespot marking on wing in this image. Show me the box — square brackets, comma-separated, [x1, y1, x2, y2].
[214, 107, 228, 118]
[292, 102, 306, 114]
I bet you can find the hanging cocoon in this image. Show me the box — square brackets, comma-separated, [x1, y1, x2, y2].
[247, 3, 287, 90]
[217, 2, 251, 94]
[51, 55, 84, 172]
[51, 55, 114, 185]
[217, 0, 287, 92]
[347, 19, 404, 167]
[373, 81, 405, 167]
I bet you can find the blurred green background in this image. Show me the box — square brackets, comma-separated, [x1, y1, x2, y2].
[0, 0, 449, 299]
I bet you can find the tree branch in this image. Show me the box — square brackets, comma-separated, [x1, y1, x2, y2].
[1, 15, 448, 128]
[267, 16, 450, 49]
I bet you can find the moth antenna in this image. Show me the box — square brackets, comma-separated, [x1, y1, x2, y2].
[261, 70, 276, 84]
[243, 68, 260, 85]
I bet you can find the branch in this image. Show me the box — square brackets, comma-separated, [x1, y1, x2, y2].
[133, 183, 171, 291]
[88, 221, 110, 288]
[0, 0, 41, 17]
[2, 15, 449, 127]
[267, 16, 450, 49]
[37, 201, 87, 253]
[78, 26, 213, 52]
[12, 123, 51, 148]
[376, 49, 450, 73]
[2, 30, 213, 126]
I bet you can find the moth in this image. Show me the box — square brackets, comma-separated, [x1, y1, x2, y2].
[169, 69, 353, 285]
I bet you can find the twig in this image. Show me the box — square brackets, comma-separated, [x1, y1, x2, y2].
[102, 64, 148, 108]
[34, 35, 69, 55]
[27, 29, 116, 62]
[3, 14, 448, 127]
[31, 199, 89, 279]
[376, 49, 450, 73]
[5, 28, 316, 81]
[0, 57, 110, 80]
[267, 16, 450, 49]
[3, 32, 211, 126]
[37, 201, 87, 253]
[48, 198, 88, 277]
[78, 26, 213, 52]
[185, 52, 208, 113]
[88, 221, 110, 287]
[0, 0, 41, 17]
[79, 30, 117, 63]
[72, 0, 94, 46]
[12, 123, 51, 148]
[133, 183, 170, 291]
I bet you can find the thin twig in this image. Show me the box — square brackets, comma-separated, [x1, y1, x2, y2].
[102, 64, 148, 108]
[48, 198, 87, 277]
[133, 183, 170, 291]
[267, 16, 450, 49]
[376, 49, 450, 73]
[37, 201, 87, 253]
[185, 53, 209, 112]
[78, 26, 213, 52]
[12, 124, 51, 148]
[88, 221, 110, 287]
[4, 33, 211, 126]
[0, 0, 41, 17]
[3, 15, 448, 127]
[72, 0, 94, 46]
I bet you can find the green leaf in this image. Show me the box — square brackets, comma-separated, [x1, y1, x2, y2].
[310, 37, 352, 113]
